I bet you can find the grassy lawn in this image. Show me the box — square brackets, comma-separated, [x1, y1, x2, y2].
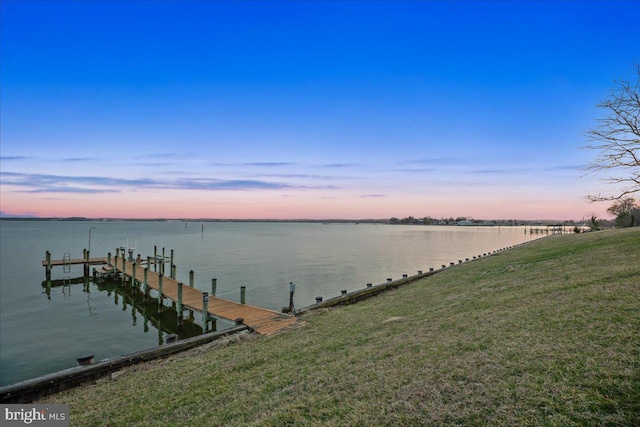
[44, 228, 640, 426]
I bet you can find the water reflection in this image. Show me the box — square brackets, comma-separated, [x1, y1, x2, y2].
[41, 277, 209, 345]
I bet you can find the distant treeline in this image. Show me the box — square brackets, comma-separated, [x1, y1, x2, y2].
[389, 216, 598, 226]
[0, 216, 599, 226]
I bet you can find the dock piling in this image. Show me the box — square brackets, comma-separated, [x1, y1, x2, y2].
[158, 273, 164, 310]
[84, 250, 90, 277]
[45, 251, 52, 280]
[202, 292, 209, 333]
[143, 267, 149, 301]
[177, 282, 183, 327]
[289, 282, 295, 313]
[189, 270, 194, 287]
[132, 263, 137, 288]
[211, 278, 217, 296]
[240, 286, 246, 304]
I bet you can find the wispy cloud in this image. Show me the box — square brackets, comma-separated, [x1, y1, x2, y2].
[242, 162, 296, 167]
[263, 173, 340, 180]
[322, 163, 360, 168]
[0, 171, 331, 194]
[61, 157, 94, 162]
[361, 194, 386, 198]
[471, 169, 510, 174]
[208, 161, 298, 168]
[397, 157, 459, 166]
[171, 178, 292, 190]
[392, 167, 438, 173]
[543, 164, 584, 172]
[471, 167, 536, 174]
[0, 156, 33, 161]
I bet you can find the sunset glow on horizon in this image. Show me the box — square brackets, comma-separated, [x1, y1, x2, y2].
[2, 1, 638, 221]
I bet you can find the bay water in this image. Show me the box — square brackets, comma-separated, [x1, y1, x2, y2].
[0, 220, 540, 386]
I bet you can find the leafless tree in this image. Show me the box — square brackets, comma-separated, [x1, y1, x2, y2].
[584, 65, 640, 201]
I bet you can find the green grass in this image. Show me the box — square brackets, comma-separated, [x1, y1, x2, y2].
[43, 228, 640, 426]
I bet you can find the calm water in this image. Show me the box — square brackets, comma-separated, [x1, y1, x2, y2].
[0, 220, 540, 386]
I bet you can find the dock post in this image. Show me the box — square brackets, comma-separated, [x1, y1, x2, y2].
[240, 286, 246, 304]
[171, 264, 176, 280]
[158, 273, 164, 311]
[161, 247, 166, 275]
[189, 270, 194, 287]
[288, 282, 295, 313]
[122, 258, 127, 282]
[211, 278, 217, 296]
[202, 292, 209, 333]
[84, 250, 90, 277]
[108, 252, 112, 266]
[170, 249, 174, 274]
[132, 262, 137, 288]
[153, 246, 158, 272]
[45, 251, 52, 280]
[143, 267, 149, 301]
[177, 282, 183, 327]
[45, 250, 52, 294]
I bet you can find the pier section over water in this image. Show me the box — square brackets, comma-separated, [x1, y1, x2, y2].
[43, 249, 301, 337]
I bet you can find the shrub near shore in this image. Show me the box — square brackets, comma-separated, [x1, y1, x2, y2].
[44, 228, 640, 426]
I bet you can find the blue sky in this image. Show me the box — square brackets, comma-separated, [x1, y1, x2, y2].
[1, 0, 639, 220]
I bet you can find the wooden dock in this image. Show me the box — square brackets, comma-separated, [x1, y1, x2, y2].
[42, 257, 108, 267]
[43, 253, 300, 336]
[118, 260, 299, 336]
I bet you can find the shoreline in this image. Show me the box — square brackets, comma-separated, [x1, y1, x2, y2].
[1, 236, 544, 402]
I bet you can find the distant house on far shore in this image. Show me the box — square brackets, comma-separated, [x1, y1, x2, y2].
[457, 220, 474, 226]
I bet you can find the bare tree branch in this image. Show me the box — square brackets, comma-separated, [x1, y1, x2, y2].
[584, 65, 640, 201]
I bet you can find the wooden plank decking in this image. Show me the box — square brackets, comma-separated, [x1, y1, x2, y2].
[111, 258, 300, 336]
[42, 257, 109, 267]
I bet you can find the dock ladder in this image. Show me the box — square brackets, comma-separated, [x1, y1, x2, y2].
[63, 253, 71, 273]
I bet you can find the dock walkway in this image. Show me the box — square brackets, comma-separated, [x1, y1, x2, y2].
[117, 261, 299, 336]
[43, 254, 300, 336]
[42, 257, 108, 267]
